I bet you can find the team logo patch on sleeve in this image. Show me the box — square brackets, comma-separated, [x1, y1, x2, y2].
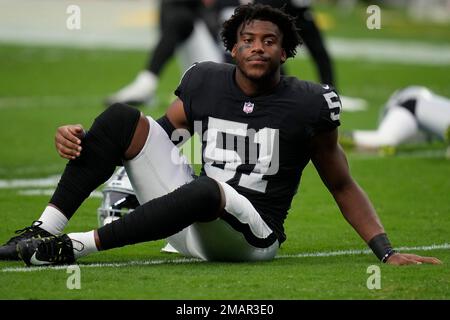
[243, 102, 255, 114]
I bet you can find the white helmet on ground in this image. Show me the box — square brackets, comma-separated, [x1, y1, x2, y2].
[97, 167, 139, 227]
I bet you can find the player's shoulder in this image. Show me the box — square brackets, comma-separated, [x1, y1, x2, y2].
[184, 61, 233, 79]
[179, 61, 233, 91]
[282, 76, 337, 99]
[279, 77, 342, 128]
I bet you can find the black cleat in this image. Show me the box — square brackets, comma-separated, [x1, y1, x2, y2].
[17, 234, 76, 266]
[0, 221, 52, 260]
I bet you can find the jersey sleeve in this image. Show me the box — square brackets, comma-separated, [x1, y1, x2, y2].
[174, 63, 200, 129]
[312, 86, 342, 135]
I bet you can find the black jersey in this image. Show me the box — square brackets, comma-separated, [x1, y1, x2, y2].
[175, 62, 341, 243]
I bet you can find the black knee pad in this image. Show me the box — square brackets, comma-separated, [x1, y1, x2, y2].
[91, 103, 141, 161]
[50, 104, 140, 218]
[182, 176, 223, 222]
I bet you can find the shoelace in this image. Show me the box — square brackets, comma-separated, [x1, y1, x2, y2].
[37, 236, 84, 263]
[8, 221, 44, 244]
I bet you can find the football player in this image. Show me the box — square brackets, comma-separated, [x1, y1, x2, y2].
[344, 86, 450, 153]
[1, 4, 440, 266]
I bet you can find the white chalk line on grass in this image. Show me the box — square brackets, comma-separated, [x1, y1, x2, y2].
[2, 257, 202, 273]
[0, 175, 61, 189]
[2, 243, 448, 273]
[0, 176, 102, 198]
[276, 243, 450, 259]
[0, 95, 104, 109]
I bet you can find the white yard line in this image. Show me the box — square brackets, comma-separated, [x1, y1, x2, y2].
[0, 95, 104, 109]
[2, 258, 203, 273]
[0, 176, 102, 198]
[326, 38, 450, 65]
[276, 243, 450, 259]
[0, 175, 61, 189]
[2, 243, 448, 273]
[17, 188, 102, 198]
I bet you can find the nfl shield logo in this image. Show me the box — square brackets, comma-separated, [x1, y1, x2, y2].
[243, 102, 254, 114]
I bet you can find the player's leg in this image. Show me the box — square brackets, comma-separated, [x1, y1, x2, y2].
[0, 103, 144, 260]
[105, 1, 198, 106]
[352, 105, 420, 149]
[93, 116, 219, 255]
[168, 181, 279, 262]
[17, 176, 227, 266]
[15, 116, 210, 265]
[177, 20, 224, 73]
[412, 87, 450, 140]
[352, 86, 450, 150]
[294, 6, 335, 86]
[17, 177, 278, 265]
[68, 115, 199, 261]
[147, 2, 198, 77]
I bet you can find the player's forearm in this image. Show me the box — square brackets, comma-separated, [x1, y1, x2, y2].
[332, 180, 385, 243]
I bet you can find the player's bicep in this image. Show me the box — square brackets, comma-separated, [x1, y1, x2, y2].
[310, 129, 353, 193]
[165, 98, 189, 131]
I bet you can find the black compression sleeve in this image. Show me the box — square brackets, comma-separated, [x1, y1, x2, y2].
[156, 115, 176, 138]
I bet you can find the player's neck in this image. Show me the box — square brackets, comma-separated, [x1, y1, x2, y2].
[235, 69, 280, 97]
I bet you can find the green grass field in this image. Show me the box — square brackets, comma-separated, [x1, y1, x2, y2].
[0, 3, 449, 300]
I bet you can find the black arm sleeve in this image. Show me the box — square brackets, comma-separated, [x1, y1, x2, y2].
[156, 115, 176, 138]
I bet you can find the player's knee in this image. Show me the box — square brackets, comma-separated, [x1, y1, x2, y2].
[196, 176, 222, 203]
[186, 176, 223, 222]
[97, 103, 140, 131]
[91, 103, 141, 154]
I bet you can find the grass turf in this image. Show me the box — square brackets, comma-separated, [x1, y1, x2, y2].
[0, 3, 449, 299]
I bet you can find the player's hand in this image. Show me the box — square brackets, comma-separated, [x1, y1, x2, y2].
[55, 124, 85, 160]
[386, 253, 442, 265]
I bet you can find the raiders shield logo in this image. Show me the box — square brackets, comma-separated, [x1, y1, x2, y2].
[243, 102, 254, 114]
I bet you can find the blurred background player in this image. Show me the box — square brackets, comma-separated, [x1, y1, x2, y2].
[106, 0, 223, 107]
[344, 86, 450, 154]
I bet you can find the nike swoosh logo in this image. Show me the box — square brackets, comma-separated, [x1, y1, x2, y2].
[322, 84, 330, 90]
[30, 252, 50, 265]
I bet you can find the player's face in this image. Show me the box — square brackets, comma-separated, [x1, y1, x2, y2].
[232, 20, 287, 81]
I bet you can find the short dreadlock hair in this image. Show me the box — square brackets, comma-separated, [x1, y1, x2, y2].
[221, 4, 302, 59]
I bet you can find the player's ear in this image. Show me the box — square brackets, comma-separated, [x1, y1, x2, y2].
[231, 44, 237, 59]
[280, 49, 287, 64]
